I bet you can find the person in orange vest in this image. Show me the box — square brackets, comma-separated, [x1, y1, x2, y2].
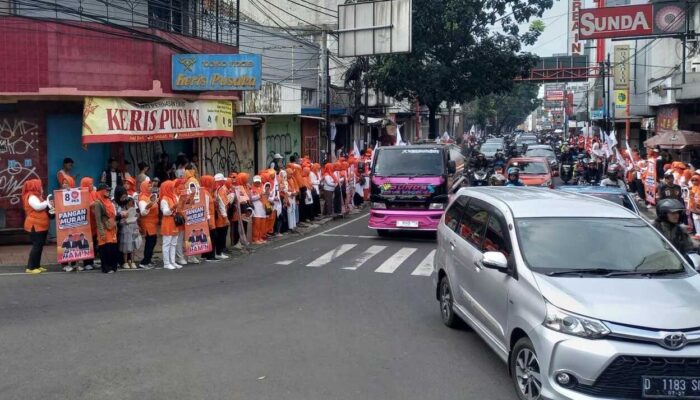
[124, 176, 137, 197]
[266, 169, 281, 237]
[285, 167, 299, 232]
[159, 180, 181, 270]
[199, 175, 217, 261]
[235, 173, 253, 247]
[182, 170, 202, 265]
[80, 177, 98, 271]
[250, 175, 268, 244]
[57, 158, 76, 189]
[310, 163, 322, 218]
[213, 173, 231, 259]
[322, 163, 338, 216]
[173, 178, 191, 266]
[94, 183, 119, 273]
[300, 166, 314, 224]
[22, 179, 51, 274]
[137, 180, 159, 269]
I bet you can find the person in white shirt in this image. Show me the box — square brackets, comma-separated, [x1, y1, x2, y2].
[322, 163, 338, 216]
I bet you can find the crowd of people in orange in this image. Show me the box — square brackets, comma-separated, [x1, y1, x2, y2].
[21, 151, 375, 274]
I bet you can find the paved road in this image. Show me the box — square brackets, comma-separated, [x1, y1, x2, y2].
[0, 214, 516, 400]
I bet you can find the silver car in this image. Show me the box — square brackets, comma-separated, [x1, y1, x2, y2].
[434, 187, 700, 400]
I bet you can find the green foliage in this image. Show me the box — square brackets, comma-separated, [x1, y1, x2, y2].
[468, 83, 541, 133]
[365, 0, 552, 137]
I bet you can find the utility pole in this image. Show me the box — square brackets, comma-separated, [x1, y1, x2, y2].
[607, 53, 613, 136]
[321, 31, 331, 159]
[215, 0, 220, 43]
[236, 0, 240, 47]
[364, 57, 369, 146]
[601, 59, 607, 136]
[415, 99, 420, 141]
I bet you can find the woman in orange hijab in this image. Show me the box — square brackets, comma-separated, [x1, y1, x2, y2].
[79, 177, 98, 271]
[199, 175, 217, 261]
[94, 183, 119, 273]
[22, 179, 50, 274]
[124, 176, 137, 196]
[173, 178, 190, 265]
[137, 180, 159, 268]
[159, 180, 181, 270]
[310, 163, 322, 218]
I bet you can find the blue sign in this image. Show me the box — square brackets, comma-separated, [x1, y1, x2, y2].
[591, 109, 605, 120]
[172, 54, 262, 91]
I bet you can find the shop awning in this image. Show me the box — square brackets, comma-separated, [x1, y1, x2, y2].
[300, 115, 325, 121]
[644, 129, 700, 149]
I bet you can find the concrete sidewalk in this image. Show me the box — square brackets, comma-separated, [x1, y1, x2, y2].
[0, 216, 339, 272]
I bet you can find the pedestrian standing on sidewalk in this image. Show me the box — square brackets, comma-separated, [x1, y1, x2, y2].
[80, 177, 98, 271]
[200, 175, 217, 261]
[285, 168, 299, 232]
[250, 175, 267, 244]
[100, 158, 124, 199]
[213, 174, 230, 259]
[174, 178, 189, 267]
[310, 163, 322, 218]
[57, 158, 75, 189]
[118, 197, 139, 269]
[159, 180, 180, 270]
[322, 163, 337, 216]
[138, 180, 158, 269]
[94, 183, 119, 274]
[22, 179, 50, 274]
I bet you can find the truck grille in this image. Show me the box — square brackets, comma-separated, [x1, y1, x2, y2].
[573, 356, 700, 398]
[387, 202, 427, 210]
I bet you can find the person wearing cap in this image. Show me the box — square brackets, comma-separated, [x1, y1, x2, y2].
[270, 153, 284, 172]
[57, 157, 75, 189]
[200, 175, 218, 261]
[657, 170, 684, 204]
[22, 179, 50, 274]
[94, 183, 119, 273]
[100, 158, 124, 199]
[250, 175, 267, 244]
[214, 173, 230, 259]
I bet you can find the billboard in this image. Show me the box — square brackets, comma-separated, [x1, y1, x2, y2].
[55, 188, 95, 264]
[579, 3, 686, 40]
[82, 97, 234, 143]
[338, 0, 412, 57]
[172, 54, 262, 91]
[613, 45, 631, 89]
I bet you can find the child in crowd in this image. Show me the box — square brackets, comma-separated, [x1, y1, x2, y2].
[119, 197, 140, 269]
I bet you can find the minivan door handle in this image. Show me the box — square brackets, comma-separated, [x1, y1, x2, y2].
[449, 241, 456, 251]
[473, 260, 483, 271]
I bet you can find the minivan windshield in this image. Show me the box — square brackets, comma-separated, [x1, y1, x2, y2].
[511, 161, 547, 174]
[525, 149, 554, 159]
[373, 148, 444, 176]
[516, 218, 686, 274]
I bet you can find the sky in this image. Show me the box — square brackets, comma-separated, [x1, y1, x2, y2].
[521, 0, 570, 57]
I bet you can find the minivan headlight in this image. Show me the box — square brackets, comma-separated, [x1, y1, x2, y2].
[371, 202, 387, 209]
[544, 302, 610, 339]
[429, 203, 445, 210]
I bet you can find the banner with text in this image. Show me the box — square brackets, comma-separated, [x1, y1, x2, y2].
[183, 189, 212, 256]
[82, 97, 234, 144]
[579, 3, 686, 40]
[54, 188, 95, 263]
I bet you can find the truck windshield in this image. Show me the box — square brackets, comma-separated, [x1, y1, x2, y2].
[373, 148, 444, 176]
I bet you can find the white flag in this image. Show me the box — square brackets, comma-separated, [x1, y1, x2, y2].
[395, 125, 407, 146]
[353, 140, 361, 157]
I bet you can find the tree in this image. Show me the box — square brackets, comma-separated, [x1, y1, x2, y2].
[468, 83, 541, 134]
[364, 0, 551, 138]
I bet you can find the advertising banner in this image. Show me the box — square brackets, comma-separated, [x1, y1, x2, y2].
[54, 188, 95, 263]
[569, 0, 583, 54]
[183, 189, 212, 256]
[82, 97, 234, 144]
[172, 54, 262, 91]
[644, 157, 657, 205]
[579, 3, 686, 40]
[613, 45, 630, 89]
[657, 106, 679, 131]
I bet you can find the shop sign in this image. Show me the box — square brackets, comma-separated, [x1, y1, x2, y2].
[591, 109, 605, 120]
[82, 97, 234, 143]
[172, 54, 262, 91]
[657, 106, 679, 131]
[614, 90, 628, 110]
[613, 45, 630, 89]
[579, 3, 686, 40]
[569, 0, 583, 54]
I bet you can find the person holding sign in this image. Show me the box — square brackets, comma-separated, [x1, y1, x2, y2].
[94, 183, 119, 274]
[213, 174, 230, 259]
[22, 179, 50, 274]
[80, 177, 98, 271]
[159, 180, 181, 270]
[138, 180, 159, 269]
[199, 175, 218, 262]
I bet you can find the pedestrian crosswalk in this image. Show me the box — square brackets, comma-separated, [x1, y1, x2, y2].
[277, 244, 436, 277]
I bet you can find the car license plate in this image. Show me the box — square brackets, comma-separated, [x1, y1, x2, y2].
[396, 220, 419, 228]
[643, 376, 700, 398]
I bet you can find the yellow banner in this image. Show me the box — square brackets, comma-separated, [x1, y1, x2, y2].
[82, 97, 234, 144]
[614, 90, 628, 109]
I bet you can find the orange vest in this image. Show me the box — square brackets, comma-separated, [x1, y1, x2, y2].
[139, 195, 159, 236]
[215, 187, 230, 228]
[95, 201, 118, 246]
[161, 198, 179, 236]
[23, 196, 49, 233]
[205, 191, 216, 230]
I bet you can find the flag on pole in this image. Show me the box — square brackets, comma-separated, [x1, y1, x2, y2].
[395, 124, 407, 146]
[353, 140, 361, 157]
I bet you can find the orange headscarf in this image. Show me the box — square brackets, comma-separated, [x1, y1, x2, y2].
[160, 180, 177, 203]
[139, 180, 152, 201]
[125, 176, 137, 196]
[302, 167, 312, 189]
[312, 163, 321, 174]
[60, 173, 76, 189]
[22, 179, 43, 205]
[200, 175, 215, 193]
[96, 186, 116, 218]
[324, 163, 338, 183]
[80, 177, 98, 202]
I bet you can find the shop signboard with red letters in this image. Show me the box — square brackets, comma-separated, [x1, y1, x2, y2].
[579, 3, 686, 40]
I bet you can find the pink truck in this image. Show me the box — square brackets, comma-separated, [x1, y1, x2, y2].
[369, 145, 459, 236]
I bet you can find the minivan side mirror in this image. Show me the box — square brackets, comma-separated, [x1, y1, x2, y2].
[482, 252, 509, 273]
[448, 160, 457, 174]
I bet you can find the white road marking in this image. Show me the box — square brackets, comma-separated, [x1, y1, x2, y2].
[275, 260, 296, 266]
[307, 244, 357, 267]
[411, 250, 436, 276]
[374, 248, 417, 274]
[321, 233, 376, 239]
[342, 245, 387, 271]
[276, 214, 369, 249]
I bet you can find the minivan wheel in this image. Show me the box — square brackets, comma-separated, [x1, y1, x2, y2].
[511, 337, 542, 400]
[439, 276, 458, 328]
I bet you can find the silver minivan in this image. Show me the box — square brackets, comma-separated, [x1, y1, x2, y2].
[434, 187, 700, 400]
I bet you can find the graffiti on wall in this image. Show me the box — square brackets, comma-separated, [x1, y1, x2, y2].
[202, 133, 255, 175]
[124, 142, 167, 176]
[266, 133, 299, 167]
[0, 118, 41, 206]
[0, 115, 44, 228]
